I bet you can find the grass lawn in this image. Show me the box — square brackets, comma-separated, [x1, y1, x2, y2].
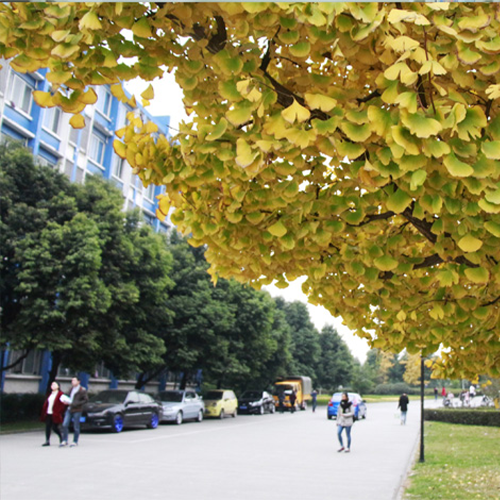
[0, 421, 43, 434]
[403, 421, 500, 500]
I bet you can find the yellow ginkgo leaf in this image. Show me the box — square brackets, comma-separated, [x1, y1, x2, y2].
[33, 91, 54, 108]
[78, 11, 102, 31]
[458, 234, 483, 253]
[304, 93, 337, 112]
[132, 18, 152, 38]
[81, 88, 97, 105]
[141, 84, 154, 101]
[69, 114, 85, 129]
[235, 138, 258, 168]
[110, 84, 127, 102]
[113, 139, 126, 158]
[281, 99, 310, 124]
[268, 220, 288, 237]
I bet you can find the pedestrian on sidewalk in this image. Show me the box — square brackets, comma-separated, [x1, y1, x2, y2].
[289, 390, 297, 413]
[60, 376, 88, 448]
[40, 381, 68, 447]
[397, 393, 409, 425]
[311, 389, 318, 413]
[337, 392, 354, 453]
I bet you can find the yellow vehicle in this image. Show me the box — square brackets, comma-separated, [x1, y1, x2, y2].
[273, 377, 312, 411]
[203, 389, 238, 419]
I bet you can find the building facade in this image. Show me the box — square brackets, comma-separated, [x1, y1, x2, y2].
[0, 62, 177, 394]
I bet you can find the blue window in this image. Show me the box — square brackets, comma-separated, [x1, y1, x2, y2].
[90, 133, 107, 166]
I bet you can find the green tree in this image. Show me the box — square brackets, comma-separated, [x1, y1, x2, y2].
[274, 299, 321, 381]
[316, 325, 354, 392]
[165, 232, 289, 393]
[0, 144, 174, 389]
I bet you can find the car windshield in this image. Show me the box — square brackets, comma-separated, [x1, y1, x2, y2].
[273, 385, 293, 395]
[89, 391, 128, 404]
[205, 391, 223, 400]
[241, 391, 261, 399]
[331, 393, 358, 403]
[157, 391, 183, 403]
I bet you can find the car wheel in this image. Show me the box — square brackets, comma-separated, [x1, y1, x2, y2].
[148, 412, 159, 429]
[232, 410, 237, 418]
[219, 409, 225, 419]
[259, 405, 264, 415]
[196, 410, 203, 423]
[175, 411, 183, 425]
[112, 414, 124, 433]
[327, 415, 332, 420]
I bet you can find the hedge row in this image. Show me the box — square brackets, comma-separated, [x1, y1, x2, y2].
[373, 382, 434, 396]
[424, 408, 500, 427]
[0, 393, 46, 424]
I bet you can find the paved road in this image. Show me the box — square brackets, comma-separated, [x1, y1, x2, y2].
[1, 401, 427, 500]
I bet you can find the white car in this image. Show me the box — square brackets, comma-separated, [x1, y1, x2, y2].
[156, 390, 205, 424]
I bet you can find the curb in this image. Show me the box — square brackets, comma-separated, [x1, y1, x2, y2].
[393, 420, 422, 500]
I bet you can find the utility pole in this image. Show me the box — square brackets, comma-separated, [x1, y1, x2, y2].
[419, 355, 425, 463]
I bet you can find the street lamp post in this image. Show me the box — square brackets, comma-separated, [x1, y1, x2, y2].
[419, 355, 425, 463]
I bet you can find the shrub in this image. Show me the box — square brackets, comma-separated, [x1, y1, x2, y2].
[0, 393, 46, 424]
[424, 408, 500, 427]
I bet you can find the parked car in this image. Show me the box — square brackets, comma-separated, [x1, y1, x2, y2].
[156, 390, 205, 424]
[81, 390, 163, 433]
[203, 390, 238, 419]
[238, 390, 275, 415]
[327, 392, 367, 420]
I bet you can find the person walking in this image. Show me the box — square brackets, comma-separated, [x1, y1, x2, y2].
[289, 390, 297, 413]
[434, 387, 438, 401]
[397, 393, 409, 425]
[278, 391, 285, 413]
[336, 392, 354, 453]
[469, 384, 476, 398]
[60, 376, 88, 447]
[311, 389, 318, 413]
[40, 381, 68, 447]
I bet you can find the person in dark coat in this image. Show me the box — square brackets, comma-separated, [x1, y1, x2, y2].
[289, 390, 297, 413]
[40, 381, 68, 446]
[311, 389, 318, 413]
[398, 393, 409, 425]
[278, 391, 285, 413]
[60, 376, 88, 447]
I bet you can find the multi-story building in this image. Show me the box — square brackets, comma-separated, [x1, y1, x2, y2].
[0, 62, 182, 394]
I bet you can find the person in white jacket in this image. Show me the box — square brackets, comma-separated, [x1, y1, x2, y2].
[337, 392, 354, 453]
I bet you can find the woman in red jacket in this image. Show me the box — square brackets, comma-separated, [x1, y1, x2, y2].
[40, 381, 68, 446]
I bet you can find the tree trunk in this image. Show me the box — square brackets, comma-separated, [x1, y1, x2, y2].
[46, 351, 62, 395]
[135, 365, 167, 390]
[135, 373, 146, 390]
[179, 371, 189, 390]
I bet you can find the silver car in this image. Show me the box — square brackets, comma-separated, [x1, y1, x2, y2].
[156, 390, 205, 424]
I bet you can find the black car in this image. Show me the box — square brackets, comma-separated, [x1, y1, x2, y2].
[81, 390, 163, 433]
[237, 390, 275, 415]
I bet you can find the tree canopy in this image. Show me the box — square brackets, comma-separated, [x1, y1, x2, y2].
[2, 2, 500, 377]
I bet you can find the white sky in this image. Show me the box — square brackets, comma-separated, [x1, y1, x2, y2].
[124, 75, 370, 363]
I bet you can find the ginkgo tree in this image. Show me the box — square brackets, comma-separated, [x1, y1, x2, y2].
[1, 2, 500, 378]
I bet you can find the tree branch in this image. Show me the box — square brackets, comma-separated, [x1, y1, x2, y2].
[0, 349, 31, 373]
